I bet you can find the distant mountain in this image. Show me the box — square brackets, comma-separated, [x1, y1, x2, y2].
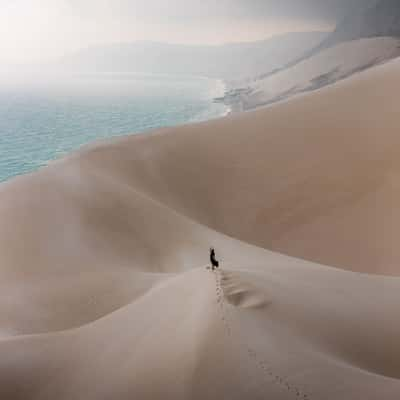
[59, 32, 327, 80]
[321, 0, 400, 49]
[222, 37, 400, 111]
[253, 0, 400, 82]
[220, 0, 400, 111]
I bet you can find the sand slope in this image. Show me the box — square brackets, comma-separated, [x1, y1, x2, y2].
[224, 37, 400, 110]
[1, 261, 400, 399]
[49, 56, 400, 274]
[0, 58, 400, 398]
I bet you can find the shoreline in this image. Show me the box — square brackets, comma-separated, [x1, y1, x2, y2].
[1, 55, 400, 399]
[0, 74, 232, 184]
[213, 78, 251, 114]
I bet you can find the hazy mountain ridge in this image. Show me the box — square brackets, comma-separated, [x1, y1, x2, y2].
[220, 0, 400, 111]
[223, 37, 400, 111]
[251, 0, 400, 81]
[59, 32, 327, 80]
[321, 0, 400, 49]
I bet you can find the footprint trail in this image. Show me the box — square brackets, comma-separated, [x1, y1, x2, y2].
[211, 269, 310, 400]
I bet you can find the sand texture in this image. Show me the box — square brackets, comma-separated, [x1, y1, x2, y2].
[1, 58, 400, 399]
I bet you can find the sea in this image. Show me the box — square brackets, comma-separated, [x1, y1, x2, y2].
[0, 72, 228, 183]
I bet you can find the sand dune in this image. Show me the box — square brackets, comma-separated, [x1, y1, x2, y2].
[1, 58, 400, 398]
[224, 37, 400, 110]
[54, 56, 400, 275]
[1, 261, 400, 399]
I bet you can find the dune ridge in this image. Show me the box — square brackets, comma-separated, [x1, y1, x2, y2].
[0, 58, 400, 398]
[58, 56, 400, 275]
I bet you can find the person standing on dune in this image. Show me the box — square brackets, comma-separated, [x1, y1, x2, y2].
[210, 248, 219, 270]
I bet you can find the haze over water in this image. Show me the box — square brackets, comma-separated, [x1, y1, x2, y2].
[0, 72, 228, 182]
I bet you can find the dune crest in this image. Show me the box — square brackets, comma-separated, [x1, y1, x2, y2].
[63, 57, 400, 275]
[1, 58, 400, 398]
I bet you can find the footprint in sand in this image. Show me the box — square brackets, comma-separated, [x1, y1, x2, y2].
[212, 269, 310, 400]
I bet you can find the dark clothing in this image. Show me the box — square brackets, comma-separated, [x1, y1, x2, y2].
[210, 249, 219, 270]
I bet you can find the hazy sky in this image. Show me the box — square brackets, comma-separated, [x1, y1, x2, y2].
[0, 0, 370, 64]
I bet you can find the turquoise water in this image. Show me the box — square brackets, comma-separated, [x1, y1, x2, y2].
[0, 73, 228, 183]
